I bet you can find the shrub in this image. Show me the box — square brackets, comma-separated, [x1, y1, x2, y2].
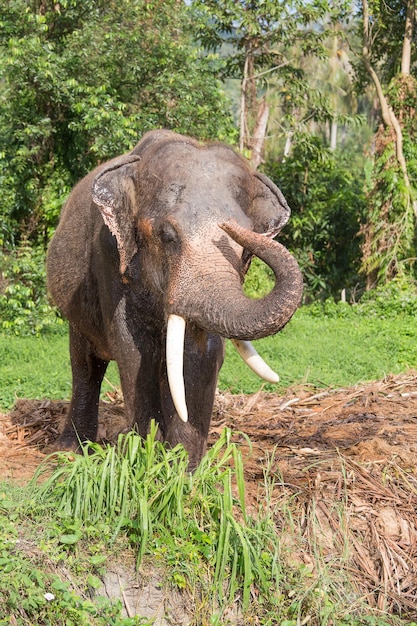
[357, 274, 417, 317]
[264, 137, 367, 301]
[0, 242, 62, 336]
[243, 257, 275, 299]
[304, 274, 417, 319]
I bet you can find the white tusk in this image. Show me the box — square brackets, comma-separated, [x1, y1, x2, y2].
[166, 314, 188, 422]
[231, 339, 279, 383]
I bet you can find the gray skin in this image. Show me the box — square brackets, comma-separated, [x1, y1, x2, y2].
[47, 129, 303, 469]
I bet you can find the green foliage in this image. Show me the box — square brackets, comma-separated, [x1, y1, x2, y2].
[0, 0, 237, 245]
[243, 257, 275, 299]
[0, 429, 410, 624]
[33, 428, 270, 615]
[27, 427, 386, 623]
[0, 486, 146, 625]
[2, 291, 417, 410]
[360, 76, 417, 285]
[307, 276, 417, 319]
[352, 0, 417, 90]
[192, 0, 356, 159]
[193, 0, 347, 67]
[330, 271, 417, 320]
[265, 135, 367, 299]
[0, 242, 62, 336]
[356, 274, 417, 316]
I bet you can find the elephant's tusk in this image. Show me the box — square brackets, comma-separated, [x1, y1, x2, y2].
[231, 339, 279, 383]
[166, 314, 188, 423]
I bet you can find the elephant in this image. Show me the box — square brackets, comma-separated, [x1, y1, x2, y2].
[47, 129, 303, 469]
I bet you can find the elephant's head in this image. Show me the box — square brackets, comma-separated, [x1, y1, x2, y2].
[92, 130, 303, 421]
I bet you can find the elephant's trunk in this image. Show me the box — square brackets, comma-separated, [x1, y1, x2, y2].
[170, 220, 302, 341]
[165, 220, 302, 422]
[216, 220, 303, 340]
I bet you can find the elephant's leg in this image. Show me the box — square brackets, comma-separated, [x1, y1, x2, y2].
[163, 330, 224, 470]
[54, 325, 109, 450]
[117, 333, 163, 439]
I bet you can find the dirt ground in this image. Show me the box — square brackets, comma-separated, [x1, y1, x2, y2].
[1, 371, 416, 484]
[1, 371, 417, 618]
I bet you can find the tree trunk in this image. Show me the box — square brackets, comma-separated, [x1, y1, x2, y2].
[240, 54, 249, 153]
[401, 0, 415, 75]
[283, 131, 293, 158]
[239, 46, 269, 167]
[250, 98, 269, 169]
[330, 118, 338, 151]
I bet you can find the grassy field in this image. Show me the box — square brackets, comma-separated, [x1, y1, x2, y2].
[1, 306, 417, 625]
[1, 307, 416, 410]
[1, 423, 416, 625]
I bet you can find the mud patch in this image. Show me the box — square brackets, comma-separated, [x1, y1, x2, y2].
[1, 371, 417, 487]
[99, 563, 193, 625]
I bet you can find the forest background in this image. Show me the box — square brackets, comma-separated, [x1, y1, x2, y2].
[0, 0, 416, 335]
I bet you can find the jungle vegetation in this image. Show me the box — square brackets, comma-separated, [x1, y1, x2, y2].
[0, 0, 416, 334]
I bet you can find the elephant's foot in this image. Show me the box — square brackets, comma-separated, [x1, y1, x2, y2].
[42, 433, 84, 455]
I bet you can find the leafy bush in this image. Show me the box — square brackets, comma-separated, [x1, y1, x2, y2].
[265, 136, 367, 300]
[0, 0, 237, 246]
[360, 76, 417, 286]
[243, 257, 274, 298]
[306, 275, 417, 319]
[357, 275, 417, 317]
[0, 243, 62, 336]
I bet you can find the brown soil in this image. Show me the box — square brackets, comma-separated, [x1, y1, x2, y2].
[1, 371, 417, 618]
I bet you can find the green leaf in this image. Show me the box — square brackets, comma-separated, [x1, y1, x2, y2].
[89, 554, 107, 566]
[59, 533, 81, 545]
[87, 574, 102, 589]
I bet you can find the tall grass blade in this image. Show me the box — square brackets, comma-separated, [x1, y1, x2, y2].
[228, 515, 253, 609]
[233, 445, 247, 523]
[136, 496, 150, 567]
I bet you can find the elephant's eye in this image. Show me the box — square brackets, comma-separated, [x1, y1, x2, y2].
[160, 222, 178, 245]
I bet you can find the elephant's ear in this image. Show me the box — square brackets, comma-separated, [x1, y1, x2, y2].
[92, 154, 142, 275]
[250, 171, 291, 237]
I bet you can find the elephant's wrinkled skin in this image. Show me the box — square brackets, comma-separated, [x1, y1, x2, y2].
[47, 130, 303, 469]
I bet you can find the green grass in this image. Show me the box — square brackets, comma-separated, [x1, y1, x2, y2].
[0, 481, 138, 625]
[1, 428, 413, 626]
[1, 303, 417, 624]
[1, 308, 416, 410]
[222, 308, 417, 394]
[0, 332, 119, 410]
